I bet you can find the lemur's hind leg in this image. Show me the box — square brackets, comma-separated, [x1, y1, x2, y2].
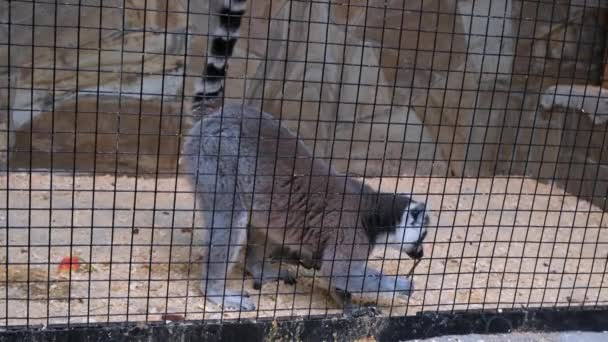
[199, 207, 255, 311]
[245, 233, 296, 290]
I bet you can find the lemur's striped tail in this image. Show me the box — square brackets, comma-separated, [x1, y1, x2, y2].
[192, 0, 247, 112]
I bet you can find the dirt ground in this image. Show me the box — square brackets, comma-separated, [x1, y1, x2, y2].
[0, 172, 607, 326]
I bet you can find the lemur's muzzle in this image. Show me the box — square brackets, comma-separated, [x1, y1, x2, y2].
[406, 244, 424, 259]
[406, 227, 427, 260]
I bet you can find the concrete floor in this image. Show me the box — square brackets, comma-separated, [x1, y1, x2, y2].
[412, 331, 608, 342]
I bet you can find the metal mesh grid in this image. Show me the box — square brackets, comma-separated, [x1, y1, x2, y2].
[1, 0, 608, 327]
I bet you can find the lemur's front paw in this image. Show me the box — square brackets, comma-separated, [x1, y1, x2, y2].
[381, 275, 413, 297]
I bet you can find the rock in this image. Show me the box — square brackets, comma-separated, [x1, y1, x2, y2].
[1, 0, 606, 188]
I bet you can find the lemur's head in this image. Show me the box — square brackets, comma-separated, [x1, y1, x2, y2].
[395, 199, 429, 259]
[363, 194, 429, 260]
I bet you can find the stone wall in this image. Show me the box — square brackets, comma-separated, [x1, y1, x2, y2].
[1, 0, 607, 202]
[509, 0, 608, 208]
[1, 0, 190, 174]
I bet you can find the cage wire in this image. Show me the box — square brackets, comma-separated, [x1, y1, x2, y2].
[0, 0, 608, 328]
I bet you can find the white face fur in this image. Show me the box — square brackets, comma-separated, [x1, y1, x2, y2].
[376, 201, 429, 258]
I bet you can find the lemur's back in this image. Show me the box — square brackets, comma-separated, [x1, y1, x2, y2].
[183, 105, 370, 255]
[183, 104, 330, 194]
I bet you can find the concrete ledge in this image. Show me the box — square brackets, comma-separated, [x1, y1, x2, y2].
[1, 306, 608, 342]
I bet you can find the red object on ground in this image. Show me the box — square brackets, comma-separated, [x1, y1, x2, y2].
[161, 314, 185, 321]
[58, 256, 81, 272]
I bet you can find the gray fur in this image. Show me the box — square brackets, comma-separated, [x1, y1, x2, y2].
[182, 104, 428, 312]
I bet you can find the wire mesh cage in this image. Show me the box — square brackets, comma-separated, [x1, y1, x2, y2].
[1, 0, 608, 334]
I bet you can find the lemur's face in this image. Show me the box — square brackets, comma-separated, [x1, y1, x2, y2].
[386, 200, 429, 259]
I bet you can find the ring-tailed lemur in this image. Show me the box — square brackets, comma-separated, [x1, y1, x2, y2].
[184, 0, 429, 312]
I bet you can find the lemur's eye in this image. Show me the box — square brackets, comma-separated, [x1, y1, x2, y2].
[409, 203, 426, 221]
